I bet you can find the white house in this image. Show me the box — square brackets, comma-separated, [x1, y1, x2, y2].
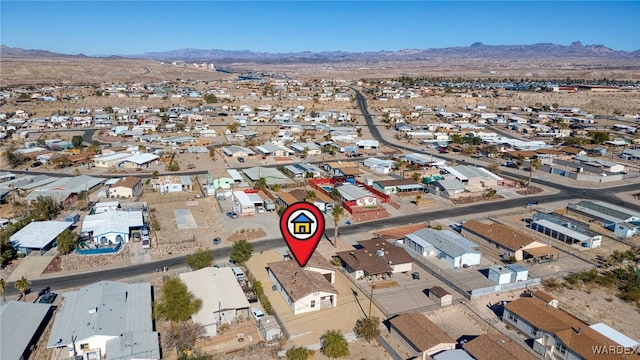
[233, 191, 255, 217]
[336, 183, 377, 207]
[364, 157, 396, 174]
[402, 228, 482, 268]
[268, 259, 338, 315]
[179, 267, 250, 337]
[81, 210, 143, 244]
[47, 281, 159, 360]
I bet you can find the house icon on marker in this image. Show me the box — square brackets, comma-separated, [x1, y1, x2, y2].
[291, 213, 314, 235]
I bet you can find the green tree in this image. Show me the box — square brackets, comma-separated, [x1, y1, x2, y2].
[203, 94, 218, 104]
[4, 147, 24, 168]
[156, 277, 202, 323]
[320, 330, 349, 358]
[186, 249, 213, 270]
[395, 159, 408, 178]
[227, 123, 239, 133]
[230, 239, 253, 264]
[56, 229, 78, 254]
[152, 170, 159, 179]
[254, 177, 267, 191]
[88, 141, 101, 153]
[354, 316, 381, 342]
[14, 276, 31, 301]
[71, 135, 84, 149]
[286, 347, 315, 360]
[414, 194, 422, 205]
[331, 206, 345, 248]
[411, 172, 421, 182]
[591, 132, 611, 144]
[301, 147, 309, 159]
[305, 190, 317, 202]
[330, 187, 342, 201]
[33, 196, 61, 220]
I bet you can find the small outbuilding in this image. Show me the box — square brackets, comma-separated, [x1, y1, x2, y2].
[258, 315, 281, 341]
[429, 286, 453, 307]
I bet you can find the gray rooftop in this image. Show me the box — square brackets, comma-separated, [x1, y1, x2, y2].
[10, 221, 70, 250]
[47, 281, 154, 349]
[336, 183, 374, 201]
[44, 175, 105, 193]
[569, 200, 640, 223]
[1, 301, 52, 360]
[407, 228, 480, 258]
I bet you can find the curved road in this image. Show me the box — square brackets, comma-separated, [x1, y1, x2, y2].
[4, 92, 638, 295]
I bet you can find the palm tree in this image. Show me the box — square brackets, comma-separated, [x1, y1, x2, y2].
[305, 190, 317, 202]
[395, 160, 408, 178]
[330, 187, 342, 201]
[14, 276, 30, 301]
[0, 277, 6, 303]
[331, 206, 345, 248]
[528, 158, 541, 187]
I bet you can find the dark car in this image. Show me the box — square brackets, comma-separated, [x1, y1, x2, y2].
[39, 292, 57, 304]
[213, 237, 222, 245]
[238, 157, 245, 163]
[31, 161, 42, 168]
[226, 211, 238, 219]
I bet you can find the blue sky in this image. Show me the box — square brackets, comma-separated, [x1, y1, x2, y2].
[2, 1, 639, 55]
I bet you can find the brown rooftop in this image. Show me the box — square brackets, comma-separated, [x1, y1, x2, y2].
[555, 327, 636, 360]
[463, 333, 537, 360]
[339, 167, 362, 176]
[303, 252, 334, 271]
[505, 297, 587, 334]
[357, 239, 414, 265]
[268, 260, 337, 302]
[389, 313, 455, 352]
[276, 192, 299, 206]
[288, 188, 334, 204]
[336, 249, 393, 276]
[113, 176, 141, 189]
[429, 286, 450, 298]
[462, 220, 539, 252]
[533, 290, 556, 303]
[560, 146, 584, 155]
[326, 161, 358, 169]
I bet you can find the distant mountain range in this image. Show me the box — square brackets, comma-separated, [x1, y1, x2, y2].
[2, 42, 639, 63]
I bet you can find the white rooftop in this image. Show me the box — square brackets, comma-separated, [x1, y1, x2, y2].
[82, 210, 143, 238]
[336, 183, 374, 201]
[122, 153, 159, 165]
[179, 267, 250, 329]
[590, 323, 640, 349]
[10, 221, 70, 250]
[47, 281, 154, 349]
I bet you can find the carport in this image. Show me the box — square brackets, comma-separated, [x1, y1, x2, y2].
[523, 245, 559, 264]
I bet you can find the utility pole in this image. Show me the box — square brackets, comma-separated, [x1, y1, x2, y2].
[368, 278, 375, 318]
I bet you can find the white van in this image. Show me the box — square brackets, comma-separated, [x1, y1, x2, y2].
[231, 267, 246, 282]
[0, 218, 9, 230]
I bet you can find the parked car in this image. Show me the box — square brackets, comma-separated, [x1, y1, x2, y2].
[39, 292, 57, 304]
[238, 157, 245, 163]
[251, 307, 265, 322]
[226, 211, 238, 219]
[256, 206, 265, 214]
[213, 237, 221, 245]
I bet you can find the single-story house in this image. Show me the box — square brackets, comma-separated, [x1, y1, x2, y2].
[268, 259, 338, 315]
[461, 220, 556, 262]
[151, 175, 193, 193]
[255, 143, 293, 157]
[108, 176, 143, 198]
[10, 221, 71, 255]
[284, 163, 324, 178]
[222, 145, 256, 158]
[323, 161, 362, 177]
[0, 301, 53, 360]
[243, 167, 289, 186]
[47, 281, 159, 360]
[120, 153, 159, 168]
[179, 267, 251, 336]
[372, 179, 425, 195]
[567, 200, 640, 237]
[81, 210, 144, 244]
[402, 228, 481, 268]
[290, 142, 321, 156]
[276, 188, 335, 213]
[93, 201, 120, 214]
[388, 313, 456, 359]
[336, 239, 413, 280]
[336, 183, 377, 207]
[92, 152, 132, 168]
[441, 165, 503, 187]
[364, 158, 396, 174]
[429, 179, 466, 199]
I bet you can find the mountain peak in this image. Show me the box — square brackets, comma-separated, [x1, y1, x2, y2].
[570, 41, 583, 47]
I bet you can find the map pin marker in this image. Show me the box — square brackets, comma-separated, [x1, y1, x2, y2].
[280, 202, 325, 267]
